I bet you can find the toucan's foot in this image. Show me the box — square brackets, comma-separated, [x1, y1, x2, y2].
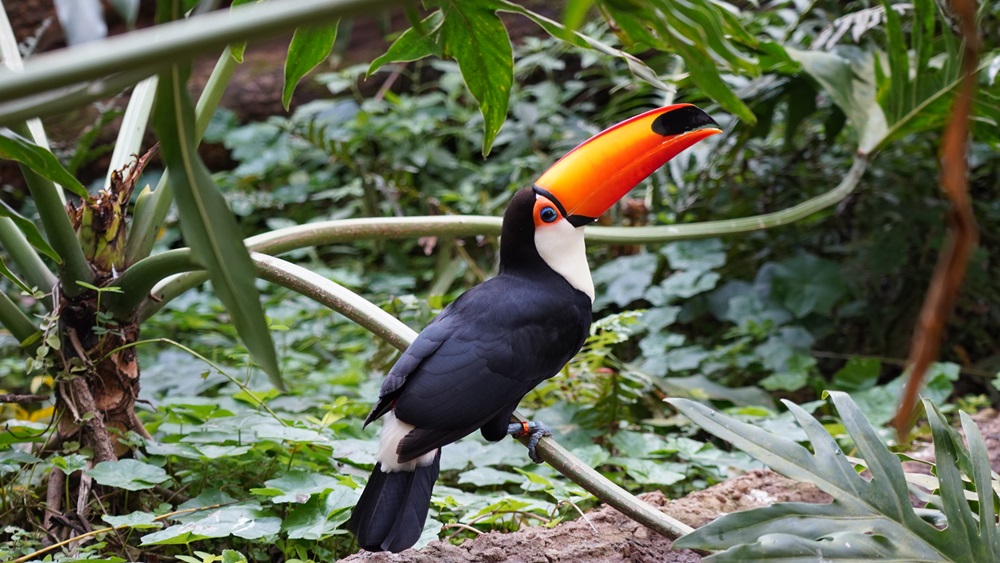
[507, 421, 552, 463]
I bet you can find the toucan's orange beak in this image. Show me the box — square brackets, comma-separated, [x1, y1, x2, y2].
[534, 104, 721, 226]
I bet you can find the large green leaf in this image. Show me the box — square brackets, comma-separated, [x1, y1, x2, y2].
[282, 22, 339, 111]
[594, 0, 759, 124]
[437, 1, 512, 156]
[786, 47, 887, 154]
[368, 11, 444, 76]
[140, 503, 281, 545]
[0, 128, 88, 197]
[86, 459, 170, 491]
[151, 39, 282, 386]
[366, 2, 511, 155]
[669, 392, 1000, 561]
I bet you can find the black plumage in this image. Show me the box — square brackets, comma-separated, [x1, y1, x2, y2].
[347, 189, 592, 552]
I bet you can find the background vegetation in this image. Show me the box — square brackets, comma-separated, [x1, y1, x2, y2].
[1, 0, 998, 561]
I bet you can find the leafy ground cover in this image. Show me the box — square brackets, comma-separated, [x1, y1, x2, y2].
[2, 1, 1000, 561]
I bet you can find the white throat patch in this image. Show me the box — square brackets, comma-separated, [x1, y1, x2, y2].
[534, 219, 594, 302]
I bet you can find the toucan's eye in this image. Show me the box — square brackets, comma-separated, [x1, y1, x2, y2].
[539, 206, 558, 223]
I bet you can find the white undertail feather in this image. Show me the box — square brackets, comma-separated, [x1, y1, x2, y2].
[377, 412, 439, 472]
[535, 219, 594, 302]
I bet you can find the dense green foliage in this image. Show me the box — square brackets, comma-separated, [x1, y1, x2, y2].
[2, 0, 999, 561]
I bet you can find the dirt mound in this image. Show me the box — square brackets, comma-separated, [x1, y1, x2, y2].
[340, 470, 830, 563]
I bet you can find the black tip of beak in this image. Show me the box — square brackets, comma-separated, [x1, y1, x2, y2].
[651, 106, 720, 137]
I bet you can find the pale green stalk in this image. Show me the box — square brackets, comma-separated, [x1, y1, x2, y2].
[14, 144, 93, 296]
[251, 253, 694, 540]
[0, 218, 56, 295]
[0, 67, 161, 128]
[0, 288, 38, 344]
[125, 46, 239, 265]
[0, 0, 405, 101]
[104, 76, 158, 189]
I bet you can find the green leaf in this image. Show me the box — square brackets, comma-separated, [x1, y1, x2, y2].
[648, 270, 720, 302]
[457, 467, 523, 487]
[658, 374, 774, 407]
[102, 510, 163, 530]
[669, 392, 1000, 561]
[562, 0, 593, 31]
[661, 238, 726, 272]
[221, 551, 248, 563]
[282, 488, 358, 539]
[151, 61, 282, 388]
[0, 198, 60, 262]
[368, 11, 444, 76]
[832, 357, 882, 392]
[86, 459, 170, 491]
[140, 504, 281, 544]
[0, 128, 88, 197]
[769, 254, 847, 318]
[437, 1, 513, 156]
[282, 22, 339, 111]
[50, 453, 89, 474]
[785, 47, 887, 153]
[592, 253, 659, 309]
[250, 470, 342, 503]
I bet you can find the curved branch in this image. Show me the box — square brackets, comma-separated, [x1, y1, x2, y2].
[250, 252, 694, 540]
[120, 156, 872, 320]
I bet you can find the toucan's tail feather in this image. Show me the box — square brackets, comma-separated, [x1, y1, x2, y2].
[347, 451, 441, 553]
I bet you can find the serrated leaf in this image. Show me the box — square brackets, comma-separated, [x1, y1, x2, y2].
[282, 22, 338, 111]
[438, 1, 513, 156]
[669, 393, 1000, 561]
[86, 459, 170, 491]
[0, 128, 88, 197]
[152, 61, 282, 388]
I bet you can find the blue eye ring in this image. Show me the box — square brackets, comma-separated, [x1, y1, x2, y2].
[540, 206, 558, 223]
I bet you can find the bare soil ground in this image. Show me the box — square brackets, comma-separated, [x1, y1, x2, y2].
[340, 410, 1000, 562]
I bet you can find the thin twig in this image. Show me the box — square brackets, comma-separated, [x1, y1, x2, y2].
[558, 499, 598, 535]
[442, 522, 485, 541]
[0, 393, 50, 403]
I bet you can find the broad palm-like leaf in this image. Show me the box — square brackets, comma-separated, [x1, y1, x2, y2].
[669, 392, 1000, 561]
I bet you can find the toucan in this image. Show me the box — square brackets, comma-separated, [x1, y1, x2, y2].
[346, 104, 720, 553]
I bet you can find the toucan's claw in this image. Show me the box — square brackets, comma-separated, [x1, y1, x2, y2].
[507, 421, 553, 463]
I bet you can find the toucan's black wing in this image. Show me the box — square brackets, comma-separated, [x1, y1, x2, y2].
[387, 275, 591, 461]
[363, 319, 449, 427]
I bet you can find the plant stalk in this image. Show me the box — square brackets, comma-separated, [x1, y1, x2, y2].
[0, 289, 39, 344]
[13, 139, 93, 296]
[0, 217, 57, 295]
[0, 0, 407, 102]
[125, 46, 239, 265]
